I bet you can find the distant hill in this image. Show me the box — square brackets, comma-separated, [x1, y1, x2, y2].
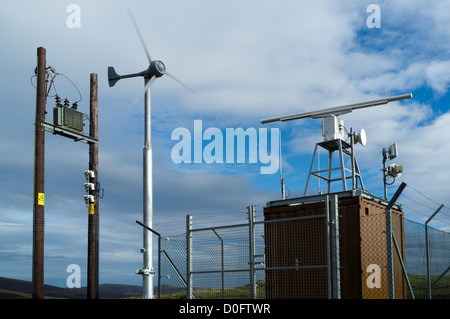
[0, 277, 142, 299]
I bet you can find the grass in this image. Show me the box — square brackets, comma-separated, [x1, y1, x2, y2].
[0, 289, 65, 299]
[159, 276, 450, 299]
[3, 275, 447, 299]
[160, 279, 266, 299]
[407, 274, 450, 299]
[0, 289, 30, 299]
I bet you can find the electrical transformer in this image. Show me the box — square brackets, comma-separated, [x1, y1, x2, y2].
[53, 106, 84, 132]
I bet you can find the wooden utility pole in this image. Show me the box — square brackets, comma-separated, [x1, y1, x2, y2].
[87, 73, 99, 299]
[32, 47, 46, 299]
[32, 47, 100, 299]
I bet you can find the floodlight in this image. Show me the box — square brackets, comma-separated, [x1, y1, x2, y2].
[83, 194, 95, 204]
[84, 182, 95, 192]
[387, 163, 403, 178]
[84, 170, 95, 180]
[382, 143, 402, 199]
[387, 143, 398, 160]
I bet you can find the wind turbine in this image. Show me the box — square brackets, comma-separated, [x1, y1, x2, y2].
[108, 11, 190, 299]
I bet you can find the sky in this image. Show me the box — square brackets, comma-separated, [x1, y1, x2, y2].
[1, 0, 450, 289]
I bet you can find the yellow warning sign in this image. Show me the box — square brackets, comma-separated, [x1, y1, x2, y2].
[89, 203, 95, 215]
[38, 193, 45, 206]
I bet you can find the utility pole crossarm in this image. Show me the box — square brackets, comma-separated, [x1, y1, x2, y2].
[40, 121, 98, 144]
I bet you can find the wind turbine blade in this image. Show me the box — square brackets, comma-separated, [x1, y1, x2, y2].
[126, 76, 155, 112]
[165, 72, 195, 94]
[128, 10, 152, 63]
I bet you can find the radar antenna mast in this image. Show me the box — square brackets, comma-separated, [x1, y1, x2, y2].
[260, 93, 412, 196]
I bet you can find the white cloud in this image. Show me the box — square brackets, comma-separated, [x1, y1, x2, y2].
[425, 61, 450, 95]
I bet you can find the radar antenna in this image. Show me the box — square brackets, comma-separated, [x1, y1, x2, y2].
[260, 93, 412, 196]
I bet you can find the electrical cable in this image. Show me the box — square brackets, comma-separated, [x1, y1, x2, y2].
[399, 185, 450, 226]
[56, 72, 83, 103]
[46, 74, 57, 97]
[400, 193, 437, 212]
[384, 174, 396, 185]
[30, 74, 36, 88]
[31, 65, 83, 103]
[406, 185, 446, 208]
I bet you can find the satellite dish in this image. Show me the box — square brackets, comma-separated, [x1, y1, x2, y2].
[355, 129, 367, 146]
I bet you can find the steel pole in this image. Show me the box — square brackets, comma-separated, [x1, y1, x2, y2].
[425, 204, 445, 299]
[384, 182, 406, 299]
[186, 214, 193, 299]
[382, 148, 388, 199]
[248, 205, 256, 299]
[330, 195, 341, 299]
[142, 77, 154, 299]
[212, 229, 224, 299]
[350, 129, 356, 189]
[32, 47, 46, 299]
[136, 221, 161, 299]
[325, 195, 331, 299]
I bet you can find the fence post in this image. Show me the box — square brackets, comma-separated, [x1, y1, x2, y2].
[425, 204, 444, 299]
[248, 205, 256, 299]
[386, 205, 394, 299]
[325, 195, 331, 299]
[212, 229, 225, 299]
[384, 181, 406, 299]
[330, 194, 341, 299]
[186, 214, 193, 299]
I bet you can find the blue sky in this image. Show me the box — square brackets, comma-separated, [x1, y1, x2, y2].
[1, 1, 450, 289]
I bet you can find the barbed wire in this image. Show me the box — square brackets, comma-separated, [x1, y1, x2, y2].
[152, 180, 450, 236]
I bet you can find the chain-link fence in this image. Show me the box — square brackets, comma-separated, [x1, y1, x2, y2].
[159, 207, 335, 299]
[404, 219, 450, 299]
[153, 192, 449, 299]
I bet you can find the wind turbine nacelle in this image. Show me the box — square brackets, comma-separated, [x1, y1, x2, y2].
[147, 60, 166, 79]
[108, 60, 166, 88]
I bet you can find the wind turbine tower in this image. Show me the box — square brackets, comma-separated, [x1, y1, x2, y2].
[108, 12, 189, 299]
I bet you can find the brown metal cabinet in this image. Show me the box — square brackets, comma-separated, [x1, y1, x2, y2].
[264, 190, 406, 299]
